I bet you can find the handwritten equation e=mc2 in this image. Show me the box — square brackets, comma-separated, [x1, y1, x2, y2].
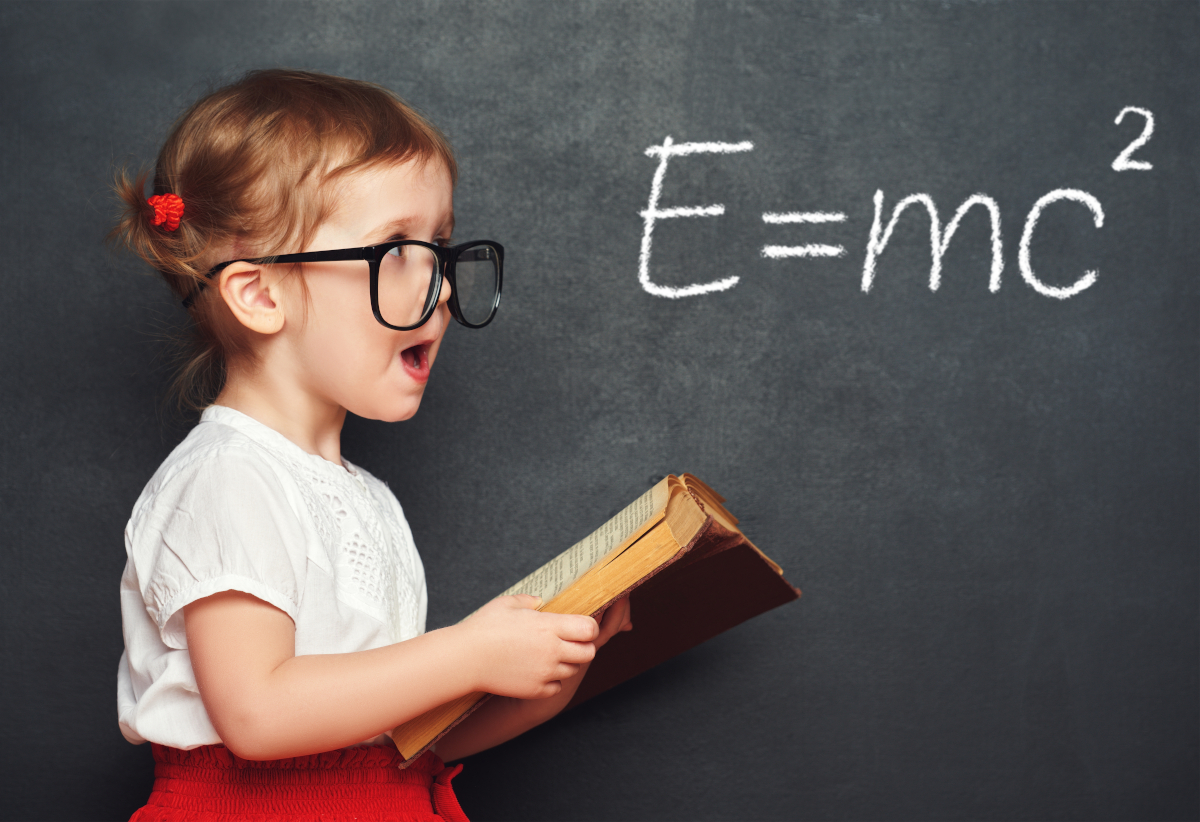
[637, 107, 1155, 301]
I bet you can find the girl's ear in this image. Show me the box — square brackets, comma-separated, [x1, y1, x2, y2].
[218, 262, 286, 335]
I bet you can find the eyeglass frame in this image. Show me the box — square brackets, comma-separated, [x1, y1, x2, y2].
[183, 239, 504, 331]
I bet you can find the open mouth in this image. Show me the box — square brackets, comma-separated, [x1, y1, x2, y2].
[400, 342, 431, 379]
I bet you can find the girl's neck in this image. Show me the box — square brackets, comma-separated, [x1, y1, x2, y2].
[216, 364, 347, 467]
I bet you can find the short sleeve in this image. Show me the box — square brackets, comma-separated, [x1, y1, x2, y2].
[127, 445, 312, 649]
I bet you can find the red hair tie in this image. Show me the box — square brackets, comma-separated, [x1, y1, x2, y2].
[147, 193, 185, 232]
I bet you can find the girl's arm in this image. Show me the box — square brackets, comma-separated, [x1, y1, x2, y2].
[184, 592, 598, 761]
[432, 597, 633, 762]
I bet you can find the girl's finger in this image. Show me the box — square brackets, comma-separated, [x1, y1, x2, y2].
[609, 597, 630, 626]
[552, 662, 581, 681]
[508, 593, 543, 610]
[552, 613, 600, 642]
[535, 680, 564, 699]
[559, 640, 596, 665]
[597, 597, 631, 639]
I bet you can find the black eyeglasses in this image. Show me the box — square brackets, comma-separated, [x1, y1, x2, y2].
[186, 240, 503, 331]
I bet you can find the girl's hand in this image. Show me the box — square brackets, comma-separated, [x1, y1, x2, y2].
[592, 596, 633, 650]
[459, 594, 599, 699]
[433, 596, 633, 762]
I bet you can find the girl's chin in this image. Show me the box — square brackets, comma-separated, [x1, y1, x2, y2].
[353, 400, 422, 424]
[343, 354, 435, 422]
[345, 381, 427, 423]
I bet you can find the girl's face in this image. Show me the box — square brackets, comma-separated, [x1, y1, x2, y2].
[279, 157, 456, 423]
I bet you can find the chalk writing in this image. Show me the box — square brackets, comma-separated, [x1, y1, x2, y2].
[862, 192, 1003, 293]
[638, 112, 1154, 300]
[1112, 106, 1154, 171]
[639, 137, 754, 298]
[762, 212, 848, 259]
[1019, 189, 1105, 299]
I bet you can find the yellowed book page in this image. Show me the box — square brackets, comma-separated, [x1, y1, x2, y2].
[500, 478, 670, 603]
[681, 473, 726, 505]
[681, 474, 739, 531]
[542, 485, 707, 616]
[541, 521, 683, 617]
[660, 478, 710, 547]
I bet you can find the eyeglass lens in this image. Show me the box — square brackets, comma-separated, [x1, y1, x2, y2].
[452, 243, 500, 326]
[376, 242, 500, 329]
[378, 245, 441, 328]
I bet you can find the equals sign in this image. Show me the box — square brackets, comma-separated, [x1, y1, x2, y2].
[761, 212, 847, 258]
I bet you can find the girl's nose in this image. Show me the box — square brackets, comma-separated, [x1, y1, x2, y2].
[438, 270, 453, 306]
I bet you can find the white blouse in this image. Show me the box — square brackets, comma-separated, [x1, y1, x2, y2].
[117, 405, 427, 749]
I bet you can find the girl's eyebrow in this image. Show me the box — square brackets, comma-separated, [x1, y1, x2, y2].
[368, 213, 456, 242]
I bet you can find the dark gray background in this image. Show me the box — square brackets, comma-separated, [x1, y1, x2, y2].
[1, 2, 1196, 820]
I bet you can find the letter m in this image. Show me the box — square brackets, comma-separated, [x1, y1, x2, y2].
[861, 190, 1003, 293]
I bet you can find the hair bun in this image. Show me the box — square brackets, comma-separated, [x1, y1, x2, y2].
[147, 193, 185, 231]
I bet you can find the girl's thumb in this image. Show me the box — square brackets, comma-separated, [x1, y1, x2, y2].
[511, 593, 543, 609]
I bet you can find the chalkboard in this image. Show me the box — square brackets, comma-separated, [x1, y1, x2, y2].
[1, 2, 1196, 820]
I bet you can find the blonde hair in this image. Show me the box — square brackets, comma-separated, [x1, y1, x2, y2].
[111, 69, 457, 412]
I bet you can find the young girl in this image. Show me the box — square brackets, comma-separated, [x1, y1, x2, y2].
[113, 69, 631, 822]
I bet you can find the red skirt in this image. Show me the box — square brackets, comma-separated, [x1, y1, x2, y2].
[128, 743, 469, 822]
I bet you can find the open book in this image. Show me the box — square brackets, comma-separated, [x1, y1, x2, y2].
[390, 474, 800, 763]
